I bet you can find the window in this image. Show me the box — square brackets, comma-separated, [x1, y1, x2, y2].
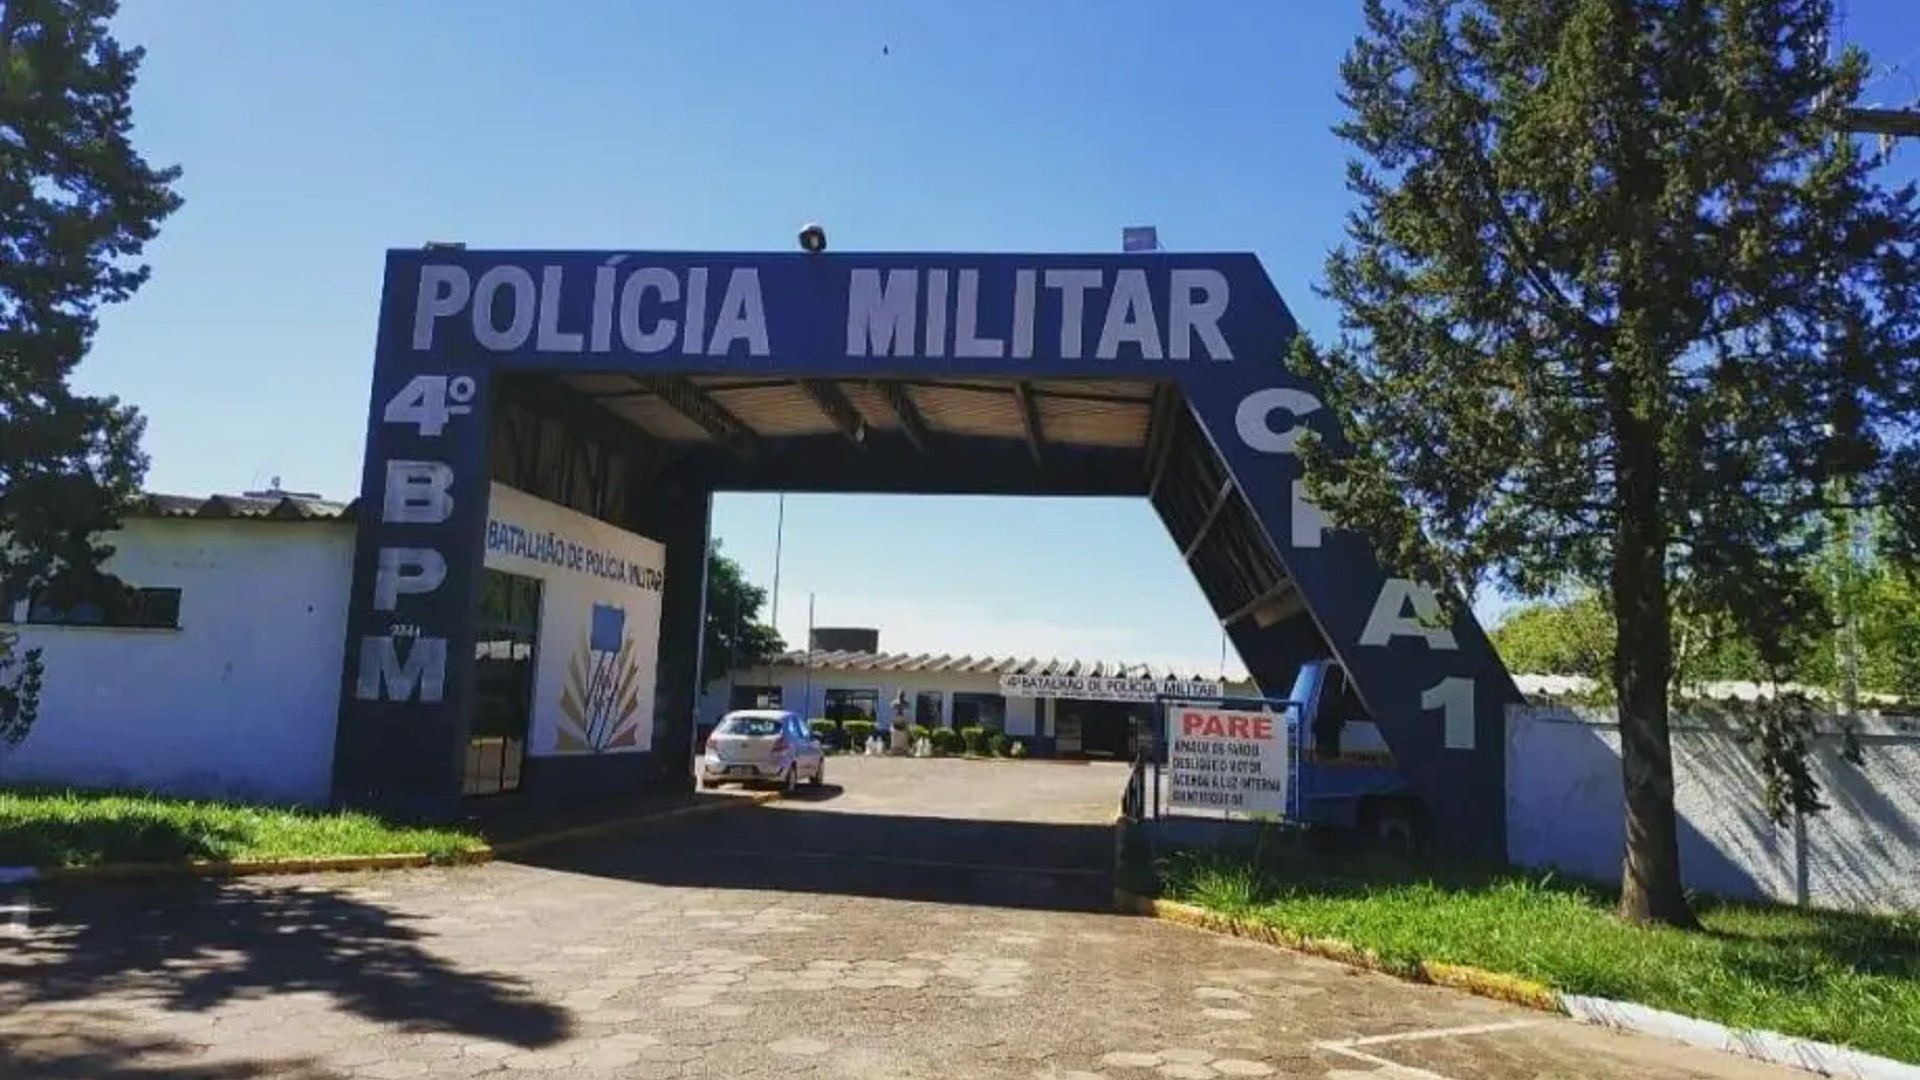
[719, 714, 785, 737]
[468, 569, 540, 796]
[4, 586, 183, 630]
[914, 691, 944, 728]
[823, 688, 878, 723]
[730, 684, 783, 710]
[951, 692, 1006, 733]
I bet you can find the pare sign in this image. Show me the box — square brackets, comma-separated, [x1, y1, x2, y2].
[1164, 704, 1290, 818]
[1178, 710, 1276, 741]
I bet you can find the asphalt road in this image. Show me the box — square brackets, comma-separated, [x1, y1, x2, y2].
[0, 757, 1798, 1079]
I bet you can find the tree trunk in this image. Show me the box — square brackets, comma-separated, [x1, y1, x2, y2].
[1610, 405, 1697, 928]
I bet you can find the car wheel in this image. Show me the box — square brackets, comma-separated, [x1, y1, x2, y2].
[700, 779, 720, 790]
[809, 759, 825, 787]
[780, 765, 798, 796]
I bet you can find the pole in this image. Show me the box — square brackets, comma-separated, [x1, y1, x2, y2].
[769, 493, 786, 631]
[801, 592, 816, 719]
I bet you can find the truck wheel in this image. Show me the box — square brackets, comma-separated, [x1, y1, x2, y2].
[1360, 799, 1431, 857]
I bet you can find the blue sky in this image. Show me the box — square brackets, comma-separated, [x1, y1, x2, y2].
[88, 1, 1920, 677]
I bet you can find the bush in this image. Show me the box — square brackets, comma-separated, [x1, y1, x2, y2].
[1008, 739, 1027, 758]
[960, 726, 988, 755]
[808, 719, 839, 748]
[988, 733, 1010, 757]
[908, 724, 934, 745]
[842, 719, 876, 747]
[929, 728, 962, 755]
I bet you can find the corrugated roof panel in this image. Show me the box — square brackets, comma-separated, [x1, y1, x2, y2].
[561, 372, 648, 397]
[1028, 379, 1157, 401]
[755, 648, 1242, 686]
[599, 395, 714, 441]
[707, 383, 840, 437]
[907, 384, 1025, 439]
[133, 493, 356, 521]
[1036, 394, 1150, 448]
[838, 382, 904, 430]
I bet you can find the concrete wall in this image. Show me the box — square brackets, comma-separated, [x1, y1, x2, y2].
[1506, 704, 1920, 914]
[2, 518, 353, 806]
[483, 481, 666, 757]
[705, 665, 1047, 740]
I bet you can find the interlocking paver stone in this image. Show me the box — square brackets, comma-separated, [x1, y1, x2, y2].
[0, 758, 1807, 1080]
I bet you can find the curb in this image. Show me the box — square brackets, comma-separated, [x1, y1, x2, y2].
[1112, 889, 1917, 1079]
[487, 791, 779, 856]
[1, 790, 778, 887]
[1112, 890, 1559, 1012]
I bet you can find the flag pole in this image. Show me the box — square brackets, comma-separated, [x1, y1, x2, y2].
[801, 592, 816, 718]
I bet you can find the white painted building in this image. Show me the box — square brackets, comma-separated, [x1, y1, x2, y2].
[708, 648, 1256, 759]
[0, 492, 356, 805]
[1, 482, 669, 806]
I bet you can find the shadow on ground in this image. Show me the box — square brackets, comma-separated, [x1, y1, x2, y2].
[0, 814, 246, 869]
[509, 797, 1117, 913]
[1, 877, 570, 1055]
[0, 1028, 346, 1080]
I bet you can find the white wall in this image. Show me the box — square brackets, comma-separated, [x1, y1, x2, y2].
[1, 518, 352, 806]
[1507, 704, 1920, 914]
[483, 482, 666, 756]
[706, 665, 1045, 737]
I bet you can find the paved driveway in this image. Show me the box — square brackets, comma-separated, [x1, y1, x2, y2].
[0, 758, 1799, 1080]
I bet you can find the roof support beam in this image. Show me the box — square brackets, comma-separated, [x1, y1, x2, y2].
[1220, 579, 1305, 629]
[1144, 384, 1181, 499]
[872, 379, 929, 452]
[1180, 478, 1237, 564]
[630, 375, 758, 457]
[1011, 382, 1045, 465]
[798, 379, 868, 448]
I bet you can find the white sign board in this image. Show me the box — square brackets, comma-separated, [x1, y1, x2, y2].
[999, 673, 1225, 703]
[483, 482, 666, 757]
[1164, 702, 1289, 817]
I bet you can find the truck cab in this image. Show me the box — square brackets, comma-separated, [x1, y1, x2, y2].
[1288, 659, 1434, 852]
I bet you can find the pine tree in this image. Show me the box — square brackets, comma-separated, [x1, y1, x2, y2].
[1, 0, 181, 734]
[1293, 0, 1920, 925]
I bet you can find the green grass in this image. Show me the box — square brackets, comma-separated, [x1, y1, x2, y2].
[0, 787, 487, 868]
[1159, 844, 1920, 1065]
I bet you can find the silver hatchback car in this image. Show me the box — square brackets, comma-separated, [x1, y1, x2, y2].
[699, 710, 826, 794]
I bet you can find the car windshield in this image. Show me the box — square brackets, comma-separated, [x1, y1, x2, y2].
[720, 716, 783, 737]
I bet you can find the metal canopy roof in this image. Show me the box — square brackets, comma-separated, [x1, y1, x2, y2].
[559, 373, 1157, 457]
[496, 370, 1312, 655]
[760, 648, 1246, 686]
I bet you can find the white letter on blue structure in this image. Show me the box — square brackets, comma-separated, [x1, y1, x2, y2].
[412, 266, 471, 350]
[846, 269, 918, 357]
[374, 548, 447, 611]
[1359, 579, 1458, 650]
[355, 636, 447, 703]
[383, 461, 454, 525]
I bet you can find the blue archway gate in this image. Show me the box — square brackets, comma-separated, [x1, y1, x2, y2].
[335, 249, 1522, 859]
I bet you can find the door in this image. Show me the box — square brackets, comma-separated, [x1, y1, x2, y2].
[467, 569, 542, 795]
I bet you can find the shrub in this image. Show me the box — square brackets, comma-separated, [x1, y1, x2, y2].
[1008, 739, 1027, 758]
[909, 724, 934, 745]
[930, 728, 962, 755]
[989, 733, 1011, 757]
[843, 719, 876, 747]
[960, 726, 988, 756]
[808, 719, 839, 748]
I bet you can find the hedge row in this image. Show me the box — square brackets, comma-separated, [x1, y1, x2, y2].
[805, 719, 1027, 757]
